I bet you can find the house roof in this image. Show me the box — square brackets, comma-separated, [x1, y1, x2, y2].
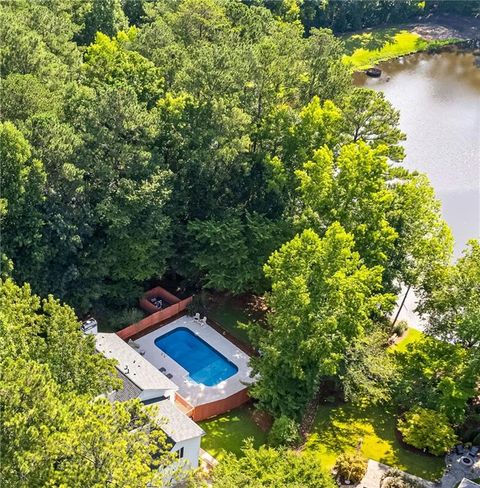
[150, 399, 205, 443]
[459, 479, 480, 488]
[108, 370, 143, 403]
[95, 333, 178, 393]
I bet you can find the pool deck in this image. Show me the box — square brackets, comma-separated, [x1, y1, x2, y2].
[135, 316, 253, 407]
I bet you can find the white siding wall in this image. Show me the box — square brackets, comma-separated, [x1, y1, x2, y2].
[138, 388, 176, 402]
[171, 436, 202, 468]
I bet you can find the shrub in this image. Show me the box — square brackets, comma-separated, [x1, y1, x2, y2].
[392, 320, 408, 337]
[398, 407, 457, 456]
[381, 468, 426, 488]
[333, 452, 368, 484]
[472, 432, 480, 446]
[186, 291, 209, 316]
[112, 307, 144, 331]
[268, 416, 300, 447]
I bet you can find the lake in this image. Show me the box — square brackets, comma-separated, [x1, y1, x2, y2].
[354, 47, 480, 257]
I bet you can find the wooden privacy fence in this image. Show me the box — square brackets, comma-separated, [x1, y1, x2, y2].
[116, 285, 251, 420]
[139, 286, 182, 315]
[117, 295, 192, 341]
[189, 388, 250, 422]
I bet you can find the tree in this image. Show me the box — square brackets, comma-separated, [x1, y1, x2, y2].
[0, 74, 60, 124]
[339, 330, 398, 405]
[393, 335, 478, 424]
[296, 142, 398, 271]
[0, 122, 46, 287]
[417, 240, 480, 349]
[301, 28, 351, 103]
[398, 407, 457, 456]
[0, 279, 185, 487]
[340, 88, 406, 161]
[22, 85, 173, 311]
[167, 0, 231, 45]
[333, 452, 368, 484]
[0, 358, 182, 488]
[0, 279, 116, 396]
[79, 0, 128, 45]
[0, 0, 81, 81]
[211, 441, 335, 488]
[387, 173, 453, 289]
[83, 29, 164, 106]
[186, 212, 291, 294]
[247, 223, 394, 418]
[295, 142, 453, 293]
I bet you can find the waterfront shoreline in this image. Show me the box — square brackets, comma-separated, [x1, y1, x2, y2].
[342, 13, 480, 71]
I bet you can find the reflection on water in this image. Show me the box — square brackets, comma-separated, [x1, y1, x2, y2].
[354, 49, 480, 257]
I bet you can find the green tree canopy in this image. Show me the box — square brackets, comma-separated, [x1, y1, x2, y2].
[418, 240, 480, 349]
[211, 440, 335, 488]
[0, 279, 184, 487]
[393, 337, 478, 424]
[398, 407, 457, 456]
[247, 223, 394, 418]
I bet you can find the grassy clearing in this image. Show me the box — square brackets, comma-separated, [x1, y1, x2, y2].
[342, 28, 456, 70]
[390, 327, 424, 354]
[305, 403, 444, 481]
[199, 406, 267, 459]
[199, 325, 441, 478]
[208, 296, 254, 344]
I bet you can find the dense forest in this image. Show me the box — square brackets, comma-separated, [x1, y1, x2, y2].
[1, 1, 479, 487]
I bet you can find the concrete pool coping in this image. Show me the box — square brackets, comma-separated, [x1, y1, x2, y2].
[135, 316, 253, 407]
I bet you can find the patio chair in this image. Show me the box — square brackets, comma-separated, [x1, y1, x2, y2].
[166, 373, 173, 379]
[159, 367, 166, 373]
[469, 446, 479, 457]
[194, 313, 200, 321]
[201, 316, 207, 326]
[128, 339, 140, 349]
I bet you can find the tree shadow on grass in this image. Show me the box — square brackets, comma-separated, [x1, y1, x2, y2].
[305, 403, 443, 480]
[199, 406, 267, 459]
[344, 28, 400, 54]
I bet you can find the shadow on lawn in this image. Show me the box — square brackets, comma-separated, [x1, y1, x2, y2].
[200, 407, 267, 459]
[305, 403, 444, 480]
[344, 28, 399, 54]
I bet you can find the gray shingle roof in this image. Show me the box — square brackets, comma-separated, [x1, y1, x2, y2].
[459, 479, 480, 488]
[95, 333, 178, 393]
[108, 370, 142, 402]
[150, 399, 205, 443]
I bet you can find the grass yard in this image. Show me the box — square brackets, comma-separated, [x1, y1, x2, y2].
[208, 296, 255, 344]
[305, 403, 444, 481]
[199, 406, 267, 460]
[390, 327, 424, 353]
[342, 28, 455, 70]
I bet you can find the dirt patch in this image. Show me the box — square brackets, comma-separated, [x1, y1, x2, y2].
[407, 13, 480, 41]
[251, 407, 273, 433]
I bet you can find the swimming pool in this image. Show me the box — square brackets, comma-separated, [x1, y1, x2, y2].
[154, 327, 238, 386]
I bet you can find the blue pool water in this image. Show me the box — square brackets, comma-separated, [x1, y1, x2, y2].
[154, 327, 238, 386]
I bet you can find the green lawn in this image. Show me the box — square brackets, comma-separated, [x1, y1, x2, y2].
[199, 406, 267, 459]
[199, 402, 444, 480]
[305, 403, 444, 481]
[208, 297, 253, 344]
[342, 28, 455, 70]
[390, 327, 424, 354]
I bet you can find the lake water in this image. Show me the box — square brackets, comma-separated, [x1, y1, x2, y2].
[354, 48, 480, 257]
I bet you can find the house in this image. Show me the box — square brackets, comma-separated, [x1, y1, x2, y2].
[95, 333, 205, 468]
[458, 480, 480, 488]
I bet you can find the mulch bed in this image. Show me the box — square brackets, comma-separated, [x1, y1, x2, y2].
[251, 407, 274, 433]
